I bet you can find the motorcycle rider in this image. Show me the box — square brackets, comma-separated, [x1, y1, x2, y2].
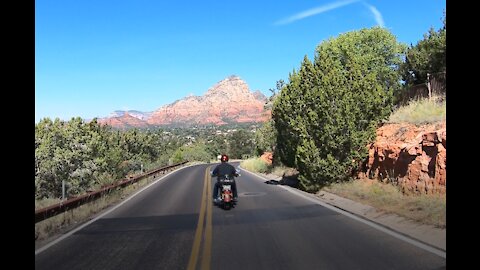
[212, 154, 239, 203]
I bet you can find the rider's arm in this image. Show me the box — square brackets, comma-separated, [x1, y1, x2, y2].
[212, 166, 219, 177]
[232, 166, 239, 177]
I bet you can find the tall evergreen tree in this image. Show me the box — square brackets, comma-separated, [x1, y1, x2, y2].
[254, 120, 277, 156]
[400, 11, 446, 86]
[273, 27, 406, 191]
[272, 70, 302, 167]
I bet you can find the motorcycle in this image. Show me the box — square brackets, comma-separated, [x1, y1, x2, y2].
[212, 169, 241, 210]
[218, 175, 235, 210]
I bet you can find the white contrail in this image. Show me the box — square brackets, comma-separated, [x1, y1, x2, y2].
[274, 0, 360, 25]
[364, 3, 385, 27]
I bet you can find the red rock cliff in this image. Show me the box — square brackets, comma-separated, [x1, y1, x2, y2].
[360, 121, 446, 194]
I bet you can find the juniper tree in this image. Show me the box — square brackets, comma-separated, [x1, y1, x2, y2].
[273, 27, 405, 191]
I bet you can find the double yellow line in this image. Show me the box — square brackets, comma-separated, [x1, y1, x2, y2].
[187, 167, 213, 270]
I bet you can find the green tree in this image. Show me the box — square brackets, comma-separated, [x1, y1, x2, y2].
[272, 70, 302, 167]
[254, 120, 277, 155]
[256, 80, 283, 157]
[35, 118, 67, 198]
[35, 118, 187, 199]
[227, 129, 255, 159]
[400, 11, 446, 87]
[184, 141, 212, 163]
[205, 133, 228, 158]
[273, 27, 406, 191]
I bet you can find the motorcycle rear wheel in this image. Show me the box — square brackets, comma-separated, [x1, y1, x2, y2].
[223, 203, 231, 210]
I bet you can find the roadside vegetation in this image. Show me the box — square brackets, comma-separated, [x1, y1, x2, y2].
[35, 120, 258, 204]
[240, 157, 270, 173]
[323, 93, 447, 228]
[241, 13, 446, 228]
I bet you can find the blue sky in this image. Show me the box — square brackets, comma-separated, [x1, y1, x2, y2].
[35, 0, 446, 123]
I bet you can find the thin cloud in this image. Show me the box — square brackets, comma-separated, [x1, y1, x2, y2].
[274, 0, 360, 25]
[364, 3, 385, 27]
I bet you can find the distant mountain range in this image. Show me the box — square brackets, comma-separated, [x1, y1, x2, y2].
[108, 110, 152, 120]
[97, 75, 271, 129]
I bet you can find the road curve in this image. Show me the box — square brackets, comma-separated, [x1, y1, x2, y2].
[35, 162, 446, 270]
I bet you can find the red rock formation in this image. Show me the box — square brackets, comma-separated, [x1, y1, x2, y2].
[362, 121, 446, 194]
[96, 75, 270, 129]
[260, 151, 273, 166]
[147, 75, 270, 126]
[98, 113, 149, 129]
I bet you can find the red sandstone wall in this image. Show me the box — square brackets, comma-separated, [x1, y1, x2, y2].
[360, 121, 446, 194]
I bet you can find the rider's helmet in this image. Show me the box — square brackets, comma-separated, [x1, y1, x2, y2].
[220, 154, 229, 162]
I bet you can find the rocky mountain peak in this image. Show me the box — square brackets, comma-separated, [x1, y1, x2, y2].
[204, 75, 252, 101]
[99, 75, 271, 128]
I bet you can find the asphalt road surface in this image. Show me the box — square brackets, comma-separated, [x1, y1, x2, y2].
[35, 162, 446, 270]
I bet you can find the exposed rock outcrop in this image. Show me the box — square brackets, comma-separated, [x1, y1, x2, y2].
[360, 121, 446, 194]
[260, 151, 273, 166]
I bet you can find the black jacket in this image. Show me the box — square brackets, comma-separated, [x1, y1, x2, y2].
[212, 162, 238, 179]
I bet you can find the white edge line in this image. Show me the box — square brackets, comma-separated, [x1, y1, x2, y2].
[241, 168, 446, 259]
[35, 163, 199, 256]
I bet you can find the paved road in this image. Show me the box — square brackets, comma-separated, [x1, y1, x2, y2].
[35, 163, 446, 270]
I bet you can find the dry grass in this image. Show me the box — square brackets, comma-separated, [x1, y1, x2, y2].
[240, 158, 298, 177]
[35, 190, 124, 245]
[324, 179, 446, 228]
[35, 198, 63, 210]
[240, 157, 270, 173]
[389, 96, 446, 124]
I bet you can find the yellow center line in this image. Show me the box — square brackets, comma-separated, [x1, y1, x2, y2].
[187, 167, 209, 270]
[201, 168, 213, 270]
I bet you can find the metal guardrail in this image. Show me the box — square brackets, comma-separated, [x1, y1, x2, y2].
[35, 161, 188, 223]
